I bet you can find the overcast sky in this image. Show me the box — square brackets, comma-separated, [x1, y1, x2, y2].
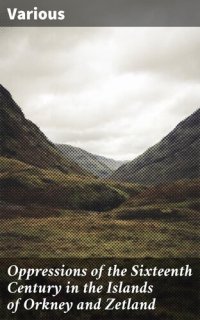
[0, 27, 199, 160]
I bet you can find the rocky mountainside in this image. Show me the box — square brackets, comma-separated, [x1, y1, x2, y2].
[0, 84, 85, 175]
[93, 154, 126, 172]
[56, 144, 126, 178]
[111, 109, 200, 184]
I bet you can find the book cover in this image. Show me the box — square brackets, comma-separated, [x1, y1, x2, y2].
[0, 1, 199, 319]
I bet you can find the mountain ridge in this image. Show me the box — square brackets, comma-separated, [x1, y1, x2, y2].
[56, 143, 126, 178]
[111, 109, 199, 184]
[0, 84, 86, 175]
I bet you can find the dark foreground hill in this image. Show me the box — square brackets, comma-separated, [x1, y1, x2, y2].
[56, 144, 125, 178]
[0, 84, 85, 175]
[111, 109, 200, 184]
[0, 156, 144, 212]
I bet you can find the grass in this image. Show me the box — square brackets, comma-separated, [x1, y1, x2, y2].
[0, 156, 32, 172]
[111, 179, 200, 220]
[121, 179, 200, 208]
[0, 156, 144, 212]
[0, 206, 199, 258]
[0, 160, 199, 320]
[0, 156, 199, 258]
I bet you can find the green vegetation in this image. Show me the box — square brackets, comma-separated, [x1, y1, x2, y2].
[0, 156, 32, 172]
[112, 179, 200, 220]
[0, 208, 199, 258]
[0, 157, 199, 259]
[0, 156, 143, 212]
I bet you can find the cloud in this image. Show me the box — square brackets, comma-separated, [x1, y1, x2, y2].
[114, 28, 200, 81]
[0, 27, 199, 160]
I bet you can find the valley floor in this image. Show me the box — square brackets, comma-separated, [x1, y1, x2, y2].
[0, 205, 199, 258]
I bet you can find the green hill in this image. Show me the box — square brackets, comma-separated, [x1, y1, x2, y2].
[0, 156, 143, 213]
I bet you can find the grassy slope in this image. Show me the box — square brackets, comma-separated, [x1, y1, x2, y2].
[112, 179, 200, 220]
[0, 156, 144, 212]
[0, 157, 199, 258]
[0, 210, 199, 258]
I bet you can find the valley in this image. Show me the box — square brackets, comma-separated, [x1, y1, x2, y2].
[0, 84, 199, 258]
